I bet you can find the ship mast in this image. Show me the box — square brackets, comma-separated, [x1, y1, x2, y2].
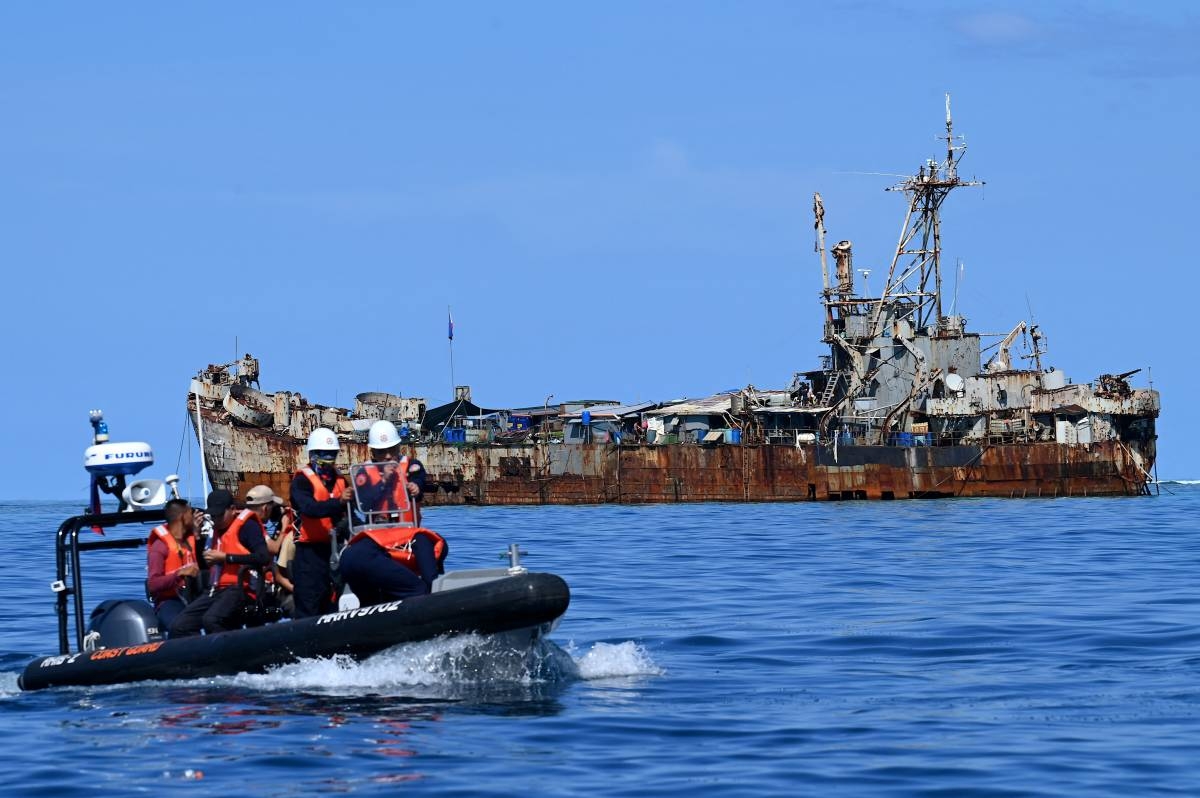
[813, 192, 836, 337]
[874, 93, 981, 334]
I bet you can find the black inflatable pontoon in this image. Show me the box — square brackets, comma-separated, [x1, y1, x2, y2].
[19, 510, 569, 691]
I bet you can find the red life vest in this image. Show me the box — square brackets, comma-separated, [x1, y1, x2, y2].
[214, 509, 263, 589]
[147, 524, 196, 602]
[295, 466, 346, 544]
[354, 457, 415, 525]
[348, 526, 447, 576]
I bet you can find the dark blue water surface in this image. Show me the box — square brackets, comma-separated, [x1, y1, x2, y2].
[2, 487, 1199, 796]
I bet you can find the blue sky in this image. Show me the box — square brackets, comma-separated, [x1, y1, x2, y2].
[2, 2, 1196, 500]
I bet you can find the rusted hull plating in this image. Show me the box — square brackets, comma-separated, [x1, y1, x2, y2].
[198, 412, 1154, 505]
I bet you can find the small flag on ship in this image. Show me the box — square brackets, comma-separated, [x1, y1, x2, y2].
[448, 308, 454, 341]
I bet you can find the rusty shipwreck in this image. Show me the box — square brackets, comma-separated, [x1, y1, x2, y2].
[190, 101, 1159, 505]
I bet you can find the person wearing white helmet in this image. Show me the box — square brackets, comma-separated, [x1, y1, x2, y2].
[287, 427, 350, 618]
[360, 420, 428, 525]
[338, 419, 446, 606]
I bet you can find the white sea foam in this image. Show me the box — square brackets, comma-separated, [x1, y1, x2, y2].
[220, 634, 660, 695]
[571, 641, 664, 679]
[0, 672, 21, 697]
[219, 635, 661, 695]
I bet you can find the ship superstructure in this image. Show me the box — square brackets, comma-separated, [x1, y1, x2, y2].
[802, 96, 1156, 472]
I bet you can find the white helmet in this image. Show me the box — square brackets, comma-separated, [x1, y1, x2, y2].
[368, 420, 400, 450]
[306, 427, 340, 453]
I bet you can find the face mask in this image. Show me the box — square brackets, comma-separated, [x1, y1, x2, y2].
[311, 450, 338, 465]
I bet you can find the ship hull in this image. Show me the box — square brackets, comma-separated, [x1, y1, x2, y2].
[198, 412, 1154, 505]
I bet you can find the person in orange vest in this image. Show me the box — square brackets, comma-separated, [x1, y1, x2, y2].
[168, 488, 272, 637]
[354, 419, 428, 525]
[288, 427, 351, 618]
[145, 498, 201, 633]
[337, 420, 447, 606]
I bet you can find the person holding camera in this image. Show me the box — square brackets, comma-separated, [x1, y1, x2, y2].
[338, 420, 445, 606]
[244, 484, 296, 618]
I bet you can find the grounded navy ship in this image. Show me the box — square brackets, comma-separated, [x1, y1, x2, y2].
[190, 101, 1158, 505]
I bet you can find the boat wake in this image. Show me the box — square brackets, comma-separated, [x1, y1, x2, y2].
[227, 635, 661, 697]
[1, 636, 660, 699]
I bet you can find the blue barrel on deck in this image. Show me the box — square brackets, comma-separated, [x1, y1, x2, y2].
[726, 428, 742, 444]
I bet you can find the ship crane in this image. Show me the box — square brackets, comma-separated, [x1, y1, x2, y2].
[985, 321, 1027, 372]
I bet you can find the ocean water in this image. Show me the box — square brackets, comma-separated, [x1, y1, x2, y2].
[2, 487, 1199, 796]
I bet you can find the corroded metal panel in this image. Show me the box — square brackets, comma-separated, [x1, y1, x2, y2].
[1030, 386, 1160, 416]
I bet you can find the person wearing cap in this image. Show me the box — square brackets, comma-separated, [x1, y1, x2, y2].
[168, 488, 273, 638]
[145, 498, 202, 633]
[244, 484, 296, 617]
[244, 484, 291, 553]
[289, 427, 350, 618]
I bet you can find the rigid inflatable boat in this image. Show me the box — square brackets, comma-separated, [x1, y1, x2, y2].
[19, 414, 569, 691]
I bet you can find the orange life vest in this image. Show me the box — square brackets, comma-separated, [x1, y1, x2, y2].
[214, 509, 264, 589]
[354, 457, 415, 525]
[348, 526, 447, 576]
[147, 524, 196, 601]
[295, 466, 346, 544]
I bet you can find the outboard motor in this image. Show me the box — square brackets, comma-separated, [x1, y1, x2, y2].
[84, 600, 164, 651]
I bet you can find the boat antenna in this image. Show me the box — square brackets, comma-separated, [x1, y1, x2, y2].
[950, 259, 963, 315]
[1023, 293, 1046, 373]
[944, 93, 956, 181]
[448, 306, 456, 402]
[858, 268, 871, 297]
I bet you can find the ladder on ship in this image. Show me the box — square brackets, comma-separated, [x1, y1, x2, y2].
[818, 372, 843, 407]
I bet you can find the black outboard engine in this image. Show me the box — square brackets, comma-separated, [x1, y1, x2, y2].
[85, 600, 164, 650]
